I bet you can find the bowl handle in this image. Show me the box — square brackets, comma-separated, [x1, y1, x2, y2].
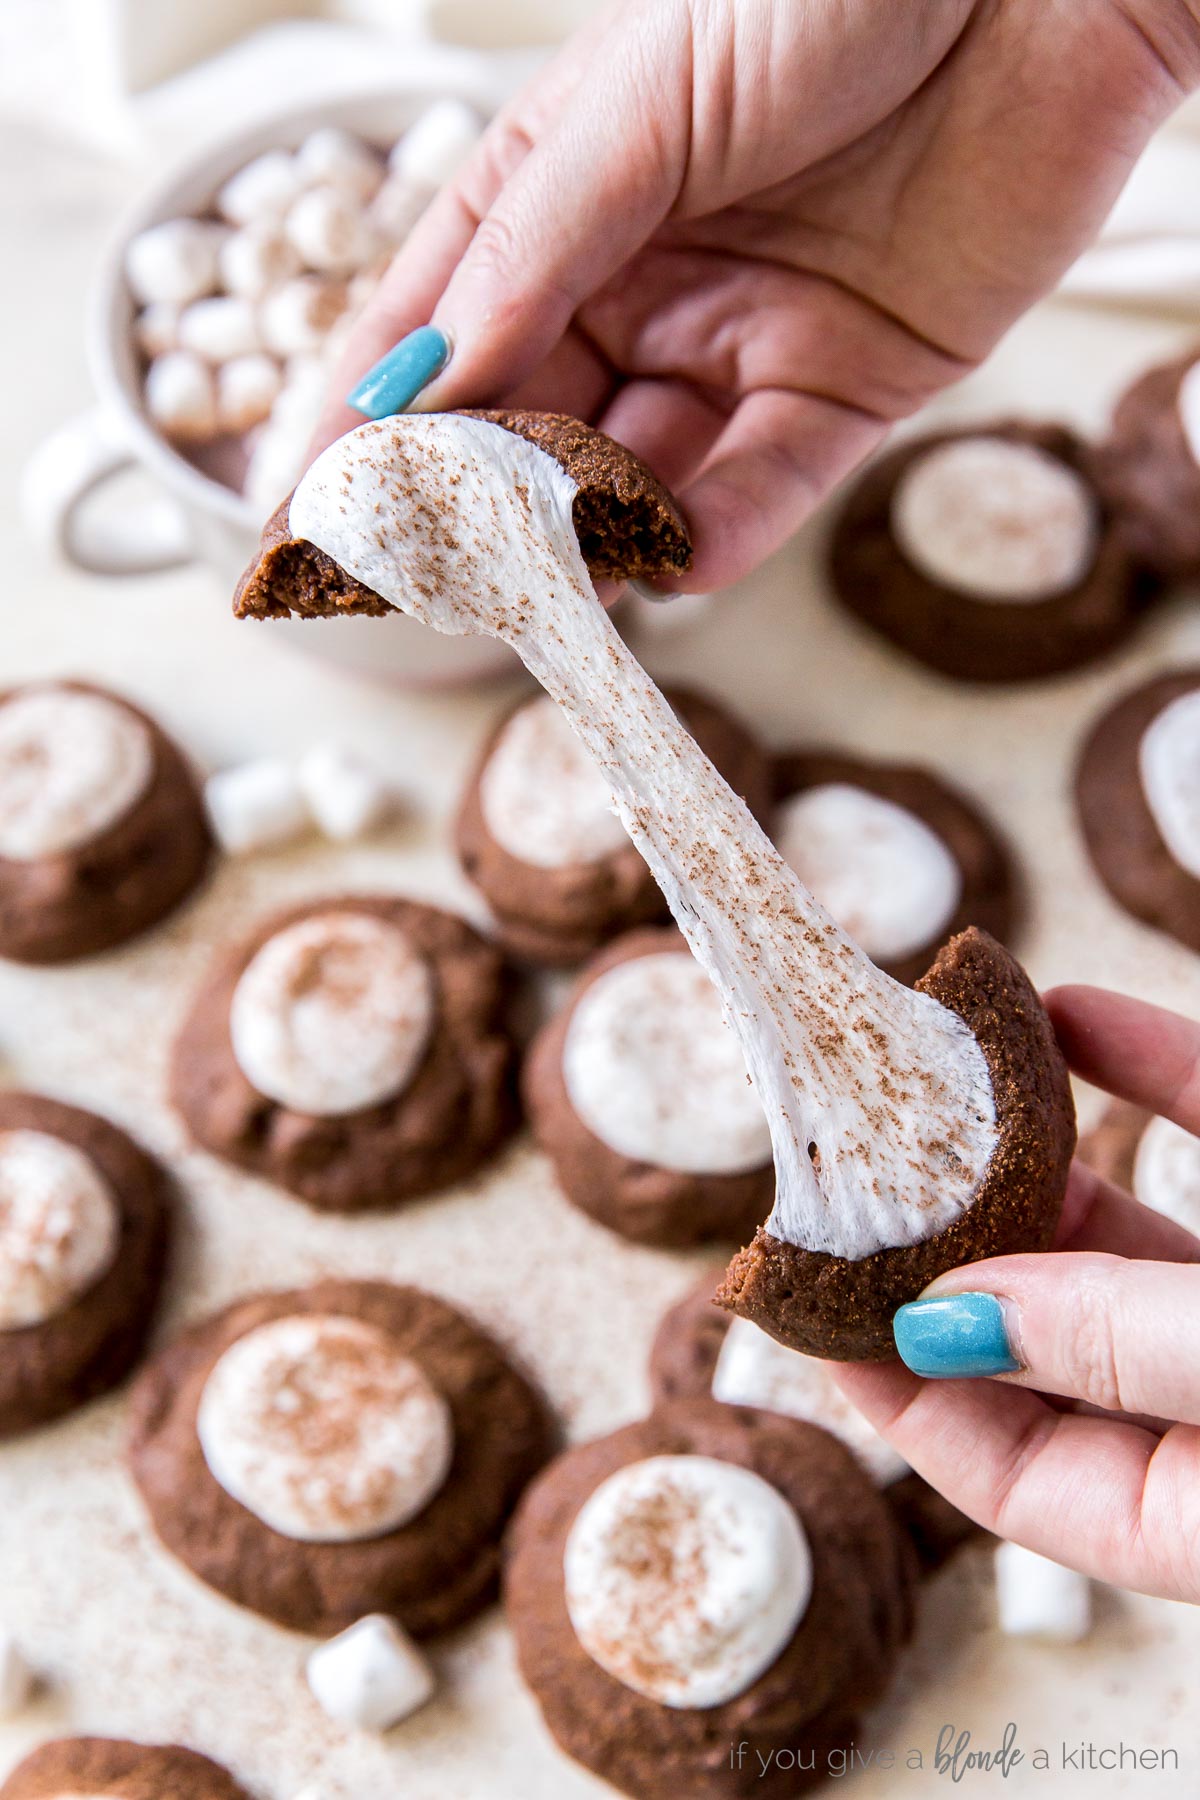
[21, 407, 195, 577]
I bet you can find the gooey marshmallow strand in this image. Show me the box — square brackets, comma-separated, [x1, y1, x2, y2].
[290, 415, 999, 1262]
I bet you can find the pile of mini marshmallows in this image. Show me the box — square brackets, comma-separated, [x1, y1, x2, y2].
[124, 101, 483, 511]
[205, 743, 400, 855]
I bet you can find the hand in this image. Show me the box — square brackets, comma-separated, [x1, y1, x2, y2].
[836, 985, 1200, 1603]
[318, 0, 1200, 592]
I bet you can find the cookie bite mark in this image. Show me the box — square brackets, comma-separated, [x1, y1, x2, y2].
[829, 423, 1152, 683]
[0, 681, 210, 964]
[0, 1738, 253, 1800]
[1076, 668, 1200, 953]
[170, 895, 517, 1211]
[127, 1280, 553, 1636]
[1094, 345, 1200, 581]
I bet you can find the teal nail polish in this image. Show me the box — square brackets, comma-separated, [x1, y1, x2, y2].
[893, 1292, 1019, 1379]
[347, 326, 451, 417]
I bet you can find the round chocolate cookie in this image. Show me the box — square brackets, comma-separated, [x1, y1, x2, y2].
[170, 894, 518, 1211]
[1076, 668, 1200, 953]
[0, 1738, 252, 1800]
[128, 1279, 553, 1636]
[828, 423, 1151, 683]
[523, 928, 774, 1246]
[506, 1398, 915, 1800]
[1094, 345, 1200, 581]
[0, 1092, 170, 1437]
[650, 1272, 984, 1575]
[1079, 1099, 1200, 1238]
[718, 927, 1076, 1361]
[457, 688, 772, 966]
[773, 749, 1017, 986]
[0, 681, 210, 964]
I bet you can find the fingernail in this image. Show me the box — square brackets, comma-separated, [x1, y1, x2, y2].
[347, 326, 451, 417]
[892, 1292, 1019, 1379]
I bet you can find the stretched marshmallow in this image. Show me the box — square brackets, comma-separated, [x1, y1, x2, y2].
[133, 302, 181, 358]
[775, 783, 961, 965]
[217, 150, 304, 227]
[390, 100, 483, 190]
[564, 1454, 811, 1707]
[260, 276, 348, 358]
[995, 1542, 1092, 1642]
[1138, 688, 1200, 880]
[369, 174, 429, 245]
[1133, 1113, 1200, 1234]
[178, 296, 262, 364]
[0, 686, 154, 861]
[1177, 359, 1200, 467]
[562, 952, 771, 1174]
[480, 694, 629, 868]
[0, 1630, 34, 1717]
[217, 354, 283, 435]
[144, 349, 218, 442]
[296, 128, 384, 204]
[203, 757, 309, 856]
[712, 1317, 910, 1486]
[892, 437, 1098, 602]
[307, 1614, 434, 1730]
[198, 1314, 453, 1542]
[125, 217, 227, 306]
[229, 910, 434, 1115]
[0, 1130, 120, 1330]
[285, 186, 378, 276]
[297, 743, 395, 841]
[219, 225, 301, 301]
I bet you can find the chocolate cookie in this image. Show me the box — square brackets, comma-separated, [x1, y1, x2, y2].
[0, 1092, 170, 1437]
[650, 1272, 983, 1575]
[233, 408, 691, 621]
[1079, 1099, 1200, 1238]
[1076, 668, 1200, 953]
[170, 894, 517, 1211]
[0, 681, 210, 964]
[1094, 346, 1200, 581]
[524, 929, 774, 1246]
[457, 688, 772, 966]
[829, 423, 1151, 683]
[718, 927, 1076, 1361]
[128, 1279, 553, 1636]
[773, 749, 1017, 986]
[505, 1398, 915, 1800]
[0, 1738, 252, 1800]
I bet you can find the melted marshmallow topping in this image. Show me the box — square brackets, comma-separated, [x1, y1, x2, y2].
[197, 1314, 454, 1542]
[0, 1130, 120, 1330]
[289, 415, 999, 1261]
[230, 910, 434, 1116]
[891, 436, 1098, 602]
[0, 688, 154, 861]
[563, 1453, 812, 1708]
[1138, 688, 1200, 882]
[1133, 1115, 1200, 1235]
[480, 693, 630, 867]
[562, 952, 771, 1173]
[1177, 360, 1200, 468]
[775, 783, 961, 965]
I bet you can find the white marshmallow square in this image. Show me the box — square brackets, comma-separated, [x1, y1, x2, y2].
[204, 759, 310, 856]
[297, 743, 395, 842]
[995, 1542, 1093, 1643]
[306, 1613, 434, 1731]
[390, 100, 483, 191]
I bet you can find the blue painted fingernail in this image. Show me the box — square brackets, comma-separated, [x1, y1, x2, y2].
[893, 1292, 1019, 1379]
[347, 326, 451, 417]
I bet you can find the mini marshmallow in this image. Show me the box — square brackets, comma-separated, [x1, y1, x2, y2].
[1138, 688, 1200, 881]
[390, 99, 483, 190]
[260, 276, 348, 358]
[296, 128, 384, 204]
[217, 150, 304, 227]
[297, 743, 395, 841]
[133, 301, 181, 358]
[144, 350, 218, 442]
[177, 295, 262, 364]
[218, 225, 301, 301]
[1177, 359, 1200, 468]
[217, 354, 283, 435]
[995, 1542, 1093, 1643]
[203, 758, 309, 856]
[307, 1614, 435, 1730]
[1133, 1113, 1200, 1234]
[285, 186, 379, 276]
[368, 173, 429, 246]
[125, 217, 227, 306]
[0, 1629, 33, 1718]
[242, 357, 331, 513]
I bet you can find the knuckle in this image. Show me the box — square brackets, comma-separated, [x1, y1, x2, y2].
[1053, 1280, 1125, 1411]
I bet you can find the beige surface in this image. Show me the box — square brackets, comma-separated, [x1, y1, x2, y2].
[2, 118, 1200, 1799]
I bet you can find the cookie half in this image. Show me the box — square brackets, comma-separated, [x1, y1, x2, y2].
[0, 1739, 252, 1800]
[1094, 345, 1200, 581]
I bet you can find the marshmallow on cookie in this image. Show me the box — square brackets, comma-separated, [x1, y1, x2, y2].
[1097, 343, 1200, 581]
[1080, 1096, 1200, 1240]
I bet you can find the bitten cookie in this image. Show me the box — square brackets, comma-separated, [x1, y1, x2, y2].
[1094, 345, 1200, 581]
[650, 1273, 983, 1575]
[1079, 1100, 1200, 1238]
[829, 423, 1150, 683]
[523, 929, 773, 1246]
[456, 689, 772, 965]
[0, 1093, 170, 1437]
[506, 1398, 915, 1800]
[773, 749, 1017, 986]
[170, 895, 517, 1210]
[0, 1738, 252, 1800]
[0, 681, 210, 963]
[128, 1279, 553, 1636]
[1076, 668, 1200, 953]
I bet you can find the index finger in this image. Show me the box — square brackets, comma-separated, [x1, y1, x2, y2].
[1046, 985, 1200, 1137]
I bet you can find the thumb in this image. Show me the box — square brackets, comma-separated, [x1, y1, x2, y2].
[892, 1252, 1200, 1427]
